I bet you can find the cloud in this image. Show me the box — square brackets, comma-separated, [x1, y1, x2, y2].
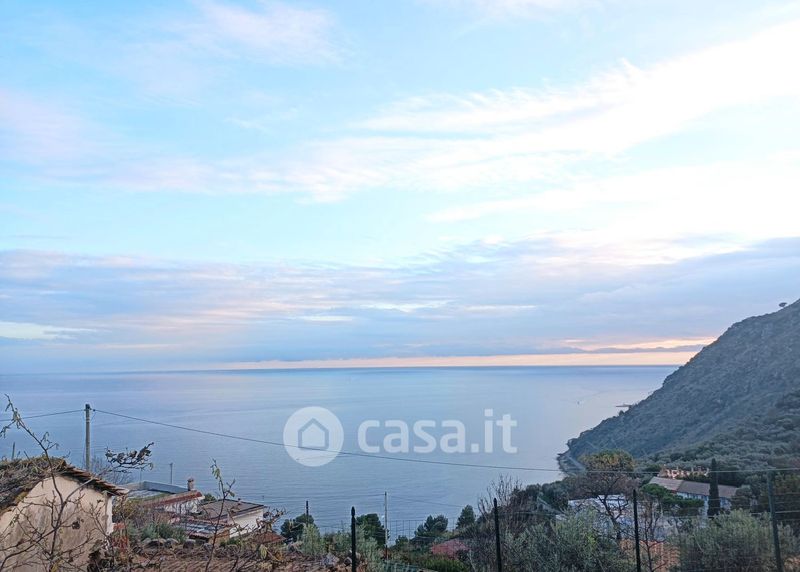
[0, 89, 103, 163]
[5, 1, 341, 103]
[188, 0, 340, 65]
[424, 0, 593, 19]
[364, 19, 800, 143]
[135, 17, 800, 198]
[1, 237, 798, 372]
[426, 154, 800, 255]
[0, 321, 92, 341]
[4, 17, 800, 204]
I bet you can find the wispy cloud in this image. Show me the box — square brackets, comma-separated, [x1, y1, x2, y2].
[0, 321, 92, 341]
[426, 155, 800, 255]
[364, 19, 800, 142]
[0, 89, 102, 163]
[1, 237, 798, 372]
[127, 17, 800, 197]
[424, 0, 594, 19]
[187, 0, 341, 65]
[6, 1, 341, 102]
[4, 18, 799, 204]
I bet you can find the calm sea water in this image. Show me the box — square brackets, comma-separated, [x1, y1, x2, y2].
[0, 366, 671, 536]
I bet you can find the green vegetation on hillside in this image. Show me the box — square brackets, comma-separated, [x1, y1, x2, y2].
[566, 299, 800, 468]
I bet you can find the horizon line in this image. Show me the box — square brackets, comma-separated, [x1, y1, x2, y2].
[0, 350, 696, 376]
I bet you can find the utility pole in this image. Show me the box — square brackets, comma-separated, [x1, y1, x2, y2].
[384, 491, 389, 560]
[169, 462, 174, 484]
[493, 498, 503, 572]
[633, 489, 642, 572]
[84, 404, 91, 471]
[306, 500, 310, 520]
[350, 506, 357, 572]
[767, 473, 785, 572]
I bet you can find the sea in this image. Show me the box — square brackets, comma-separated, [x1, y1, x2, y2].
[0, 366, 672, 538]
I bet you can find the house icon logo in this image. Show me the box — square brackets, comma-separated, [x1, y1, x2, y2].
[298, 418, 329, 450]
[283, 407, 344, 467]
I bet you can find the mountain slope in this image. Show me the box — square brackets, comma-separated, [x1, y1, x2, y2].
[565, 299, 800, 467]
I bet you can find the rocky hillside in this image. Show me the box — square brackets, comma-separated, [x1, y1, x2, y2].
[564, 299, 800, 468]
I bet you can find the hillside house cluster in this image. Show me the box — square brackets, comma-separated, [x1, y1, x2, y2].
[122, 478, 271, 542]
[648, 476, 738, 510]
[0, 457, 280, 569]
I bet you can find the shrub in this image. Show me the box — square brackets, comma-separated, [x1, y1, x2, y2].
[299, 523, 324, 557]
[136, 521, 186, 542]
[403, 554, 469, 572]
[675, 510, 798, 571]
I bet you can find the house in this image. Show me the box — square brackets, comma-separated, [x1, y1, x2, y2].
[180, 518, 234, 543]
[568, 494, 628, 514]
[124, 477, 204, 516]
[648, 476, 738, 511]
[431, 538, 468, 559]
[196, 499, 266, 537]
[0, 457, 127, 571]
[568, 495, 632, 532]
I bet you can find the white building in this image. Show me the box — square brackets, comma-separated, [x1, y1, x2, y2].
[197, 499, 266, 537]
[648, 476, 738, 511]
[0, 457, 126, 571]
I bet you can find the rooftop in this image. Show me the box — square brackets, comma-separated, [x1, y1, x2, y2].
[431, 538, 468, 558]
[179, 518, 233, 540]
[123, 480, 204, 505]
[0, 457, 127, 514]
[198, 499, 265, 520]
[649, 476, 738, 499]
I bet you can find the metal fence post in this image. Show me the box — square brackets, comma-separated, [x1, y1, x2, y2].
[351, 506, 358, 572]
[633, 488, 642, 572]
[767, 473, 784, 572]
[493, 497, 503, 572]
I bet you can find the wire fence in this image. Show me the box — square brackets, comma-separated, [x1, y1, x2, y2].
[281, 484, 800, 572]
[449, 489, 800, 572]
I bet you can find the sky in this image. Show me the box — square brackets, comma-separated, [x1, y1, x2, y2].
[1, 0, 799, 373]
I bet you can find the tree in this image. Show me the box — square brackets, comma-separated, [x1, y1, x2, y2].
[638, 484, 704, 571]
[280, 513, 315, 542]
[327, 524, 382, 570]
[641, 483, 703, 516]
[484, 512, 630, 572]
[731, 485, 755, 511]
[571, 450, 637, 540]
[676, 510, 798, 571]
[355, 513, 386, 547]
[299, 523, 324, 557]
[708, 458, 721, 517]
[414, 515, 449, 541]
[757, 473, 800, 533]
[393, 535, 410, 551]
[456, 505, 476, 530]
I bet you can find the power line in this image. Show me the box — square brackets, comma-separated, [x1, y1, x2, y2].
[91, 408, 800, 475]
[5, 405, 798, 475]
[0, 409, 84, 423]
[91, 408, 576, 473]
[392, 495, 465, 509]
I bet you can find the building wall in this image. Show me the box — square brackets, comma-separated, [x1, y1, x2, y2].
[231, 511, 262, 537]
[0, 475, 114, 571]
[677, 492, 732, 511]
